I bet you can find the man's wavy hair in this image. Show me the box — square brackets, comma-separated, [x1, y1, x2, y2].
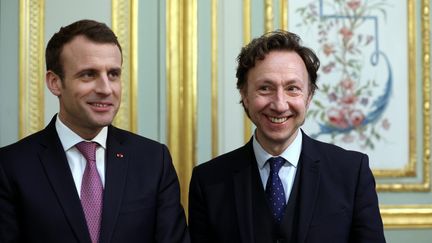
[236, 30, 320, 107]
[45, 19, 122, 81]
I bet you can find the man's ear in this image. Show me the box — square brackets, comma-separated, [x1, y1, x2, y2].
[46, 71, 62, 96]
[305, 92, 313, 110]
[240, 89, 248, 109]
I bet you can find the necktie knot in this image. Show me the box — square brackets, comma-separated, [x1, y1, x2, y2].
[76, 141, 97, 163]
[268, 156, 285, 173]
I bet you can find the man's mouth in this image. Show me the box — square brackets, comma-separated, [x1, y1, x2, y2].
[269, 116, 288, 124]
[90, 102, 111, 107]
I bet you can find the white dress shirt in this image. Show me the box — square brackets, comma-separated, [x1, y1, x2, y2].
[253, 130, 302, 203]
[55, 116, 107, 197]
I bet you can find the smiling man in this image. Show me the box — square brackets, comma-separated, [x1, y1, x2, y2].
[0, 19, 189, 243]
[188, 30, 385, 243]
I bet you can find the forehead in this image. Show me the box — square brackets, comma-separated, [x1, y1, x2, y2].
[60, 35, 122, 66]
[256, 51, 306, 70]
[248, 50, 309, 83]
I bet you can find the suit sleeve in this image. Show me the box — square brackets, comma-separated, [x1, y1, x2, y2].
[0, 157, 21, 242]
[155, 145, 190, 243]
[350, 154, 386, 243]
[188, 168, 217, 243]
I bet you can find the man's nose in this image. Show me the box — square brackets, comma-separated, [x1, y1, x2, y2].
[271, 89, 288, 111]
[95, 74, 112, 94]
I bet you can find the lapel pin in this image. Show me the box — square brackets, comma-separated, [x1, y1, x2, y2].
[116, 153, 124, 158]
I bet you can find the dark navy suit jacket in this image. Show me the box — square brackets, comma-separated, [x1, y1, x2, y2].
[0, 116, 190, 243]
[189, 131, 385, 243]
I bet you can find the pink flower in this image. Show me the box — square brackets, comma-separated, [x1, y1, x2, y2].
[340, 78, 355, 90]
[322, 62, 335, 73]
[328, 92, 337, 102]
[339, 27, 353, 41]
[382, 118, 390, 130]
[340, 93, 358, 105]
[327, 108, 349, 128]
[348, 109, 365, 127]
[347, 0, 361, 11]
[322, 43, 335, 56]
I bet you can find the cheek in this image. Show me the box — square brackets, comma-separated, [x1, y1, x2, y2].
[110, 83, 122, 96]
[249, 97, 271, 112]
[289, 98, 309, 111]
[69, 82, 93, 97]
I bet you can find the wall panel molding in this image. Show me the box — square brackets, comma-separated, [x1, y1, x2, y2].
[19, 0, 45, 138]
[167, 0, 197, 208]
[242, 0, 252, 143]
[211, 0, 219, 158]
[112, 0, 138, 132]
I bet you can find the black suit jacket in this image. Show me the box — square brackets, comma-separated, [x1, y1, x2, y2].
[0, 116, 190, 243]
[189, 131, 385, 243]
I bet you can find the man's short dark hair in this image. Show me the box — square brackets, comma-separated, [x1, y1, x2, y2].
[236, 30, 320, 101]
[45, 19, 122, 80]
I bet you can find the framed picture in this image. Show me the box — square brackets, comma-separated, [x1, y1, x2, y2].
[289, 0, 430, 191]
[284, 0, 431, 228]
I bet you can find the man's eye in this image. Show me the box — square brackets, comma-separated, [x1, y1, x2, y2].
[108, 72, 119, 78]
[108, 70, 121, 80]
[287, 86, 300, 92]
[286, 86, 303, 96]
[80, 72, 95, 79]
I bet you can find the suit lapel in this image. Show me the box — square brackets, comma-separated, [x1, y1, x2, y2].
[99, 126, 129, 243]
[39, 117, 91, 243]
[232, 140, 255, 243]
[297, 132, 321, 243]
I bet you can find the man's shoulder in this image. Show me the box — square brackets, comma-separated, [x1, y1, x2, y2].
[302, 133, 368, 169]
[0, 129, 51, 173]
[0, 129, 48, 154]
[303, 133, 365, 157]
[193, 143, 252, 179]
[108, 125, 165, 149]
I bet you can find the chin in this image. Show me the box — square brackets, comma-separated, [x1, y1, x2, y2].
[271, 129, 297, 140]
[92, 117, 114, 127]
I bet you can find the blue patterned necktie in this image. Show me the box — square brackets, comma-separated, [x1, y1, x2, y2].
[265, 156, 287, 223]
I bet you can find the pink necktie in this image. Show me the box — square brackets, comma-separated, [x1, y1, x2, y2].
[76, 141, 103, 243]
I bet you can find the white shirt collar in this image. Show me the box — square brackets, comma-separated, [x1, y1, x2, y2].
[55, 115, 108, 151]
[253, 129, 302, 169]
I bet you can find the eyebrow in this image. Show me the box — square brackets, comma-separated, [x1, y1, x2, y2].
[109, 67, 122, 73]
[258, 78, 301, 85]
[74, 68, 97, 77]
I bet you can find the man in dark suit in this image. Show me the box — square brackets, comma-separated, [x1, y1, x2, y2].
[0, 19, 189, 243]
[189, 30, 386, 243]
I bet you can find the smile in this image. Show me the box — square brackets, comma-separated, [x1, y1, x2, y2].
[90, 102, 111, 107]
[269, 116, 288, 123]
